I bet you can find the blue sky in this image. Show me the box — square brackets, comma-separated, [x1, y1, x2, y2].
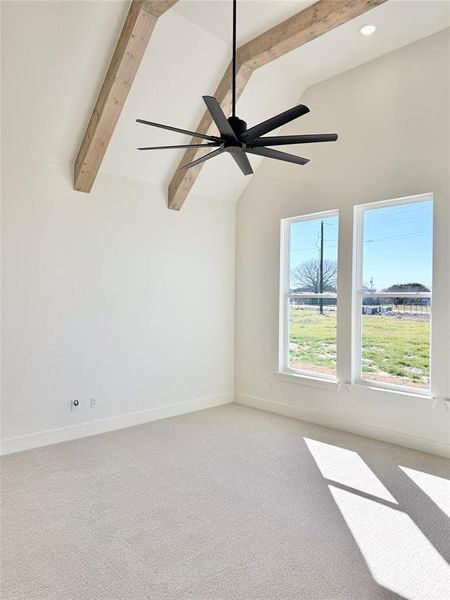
[362, 200, 433, 290]
[290, 199, 433, 291]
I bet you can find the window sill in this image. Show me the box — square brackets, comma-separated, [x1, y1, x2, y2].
[347, 382, 436, 410]
[274, 374, 438, 409]
[275, 371, 341, 392]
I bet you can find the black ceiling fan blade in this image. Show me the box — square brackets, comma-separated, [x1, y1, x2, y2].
[247, 147, 309, 165]
[203, 96, 237, 140]
[251, 133, 338, 147]
[180, 147, 224, 170]
[242, 104, 310, 142]
[227, 147, 253, 175]
[138, 143, 218, 150]
[136, 119, 222, 143]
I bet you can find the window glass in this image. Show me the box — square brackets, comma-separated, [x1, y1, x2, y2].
[362, 200, 433, 292]
[289, 297, 337, 377]
[359, 198, 433, 390]
[290, 215, 339, 293]
[282, 212, 339, 378]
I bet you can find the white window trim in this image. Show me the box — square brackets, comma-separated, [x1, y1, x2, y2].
[352, 192, 433, 397]
[279, 209, 339, 383]
[347, 383, 436, 410]
[275, 370, 341, 391]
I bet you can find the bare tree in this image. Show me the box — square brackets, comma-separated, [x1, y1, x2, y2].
[291, 259, 337, 293]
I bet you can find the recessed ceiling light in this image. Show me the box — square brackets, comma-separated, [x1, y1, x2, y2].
[360, 24, 376, 36]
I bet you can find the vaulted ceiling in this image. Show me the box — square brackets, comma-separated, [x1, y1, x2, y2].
[2, 1, 449, 205]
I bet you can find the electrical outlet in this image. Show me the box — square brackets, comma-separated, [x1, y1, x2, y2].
[89, 397, 96, 409]
[71, 399, 80, 412]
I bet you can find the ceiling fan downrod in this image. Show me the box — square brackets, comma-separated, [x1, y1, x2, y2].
[232, 0, 237, 118]
[229, 0, 247, 135]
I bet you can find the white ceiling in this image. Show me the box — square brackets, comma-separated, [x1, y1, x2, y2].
[173, 0, 316, 46]
[1, 0, 129, 164]
[275, 0, 450, 86]
[2, 1, 449, 204]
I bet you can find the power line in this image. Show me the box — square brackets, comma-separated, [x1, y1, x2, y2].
[364, 229, 432, 243]
[293, 228, 431, 252]
[364, 215, 432, 228]
[364, 206, 432, 224]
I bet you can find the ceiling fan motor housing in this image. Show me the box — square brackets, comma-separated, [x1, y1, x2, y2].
[227, 116, 247, 139]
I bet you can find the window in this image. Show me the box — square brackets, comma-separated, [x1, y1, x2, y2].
[280, 210, 339, 380]
[353, 194, 433, 393]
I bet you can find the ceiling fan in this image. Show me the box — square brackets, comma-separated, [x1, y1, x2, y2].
[136, 0, 338, 175]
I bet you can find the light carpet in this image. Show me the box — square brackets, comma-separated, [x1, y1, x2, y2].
[1, 404, 449, 600]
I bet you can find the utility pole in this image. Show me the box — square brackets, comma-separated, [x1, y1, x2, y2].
[319, 220, 324, 315]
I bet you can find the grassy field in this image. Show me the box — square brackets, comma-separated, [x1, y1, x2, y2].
[289, 306, 430, 388]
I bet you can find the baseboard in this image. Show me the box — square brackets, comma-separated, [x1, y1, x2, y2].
[1, 393, 233, 455]
[4, 392, 448, 458]
[235, 393, 450, 458]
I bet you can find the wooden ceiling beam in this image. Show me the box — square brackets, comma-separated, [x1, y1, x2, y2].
[168, 0, 387, 211]
[141, 0, 179, 18]
[74, 0, 178, 193]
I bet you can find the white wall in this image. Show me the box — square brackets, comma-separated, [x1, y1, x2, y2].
[2, 15, 449, 457]
[1, 0, 237, 454]
[235, 29, 450, 457]
[1, 151, 235, 453]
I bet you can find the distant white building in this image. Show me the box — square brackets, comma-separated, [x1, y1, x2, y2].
[363, 306, 393, 315]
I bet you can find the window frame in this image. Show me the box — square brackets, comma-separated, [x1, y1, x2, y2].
[352, 193, 433, 396]
[279, 209, 339, 382]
